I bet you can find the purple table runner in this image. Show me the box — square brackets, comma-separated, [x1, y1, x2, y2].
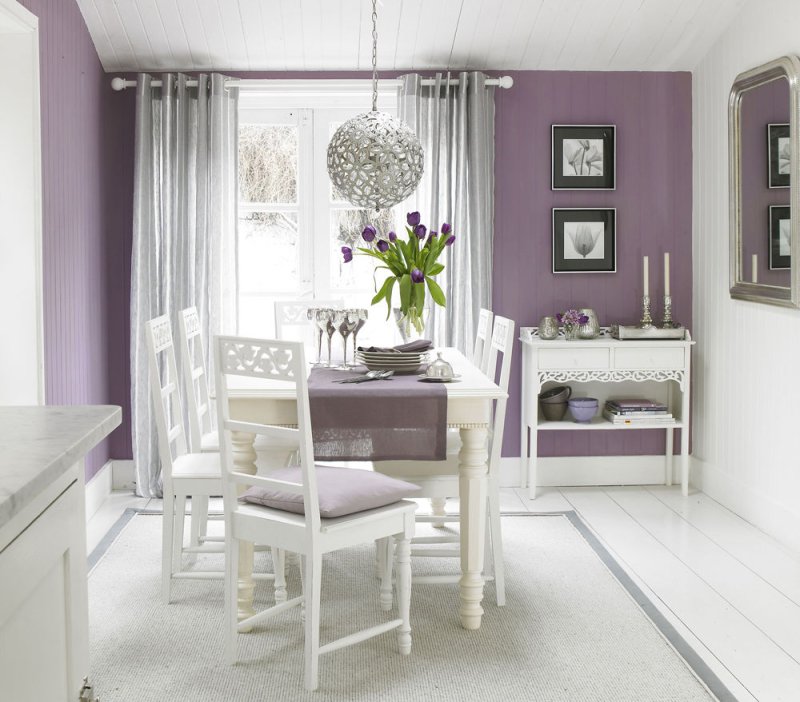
[308, 366, 447, 461]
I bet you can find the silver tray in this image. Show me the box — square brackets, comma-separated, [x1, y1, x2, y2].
[610, 324, 686, 340]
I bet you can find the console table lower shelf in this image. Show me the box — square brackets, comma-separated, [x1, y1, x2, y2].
[519, 327, 694, 499]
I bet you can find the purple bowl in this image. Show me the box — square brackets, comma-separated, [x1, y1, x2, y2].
[568, 397, 598, 423]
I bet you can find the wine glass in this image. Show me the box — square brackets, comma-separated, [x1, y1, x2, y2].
[311, 308, 330, 367]
[334, 310, 358, 370]
[351, 308, 368, 363]
[325, 309, 338, 367]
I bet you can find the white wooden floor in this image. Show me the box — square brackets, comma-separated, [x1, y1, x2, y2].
[88, 485, 800, 702]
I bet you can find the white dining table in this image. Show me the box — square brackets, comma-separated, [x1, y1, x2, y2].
[225, 347, 505, 630]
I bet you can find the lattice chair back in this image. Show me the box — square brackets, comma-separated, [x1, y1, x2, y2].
[472, 308, 494, 375]
[214, 336, 321, 531]
[483, 315, 515, 478]
[145, 315, 187, 485]
[178, 307, 213, 452]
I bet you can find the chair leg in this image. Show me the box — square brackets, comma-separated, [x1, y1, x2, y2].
[299, 555, 306, 623]
[430, 497, 447, 528]
[191, 495, 209, 545]
[394, 535, 412, 655]
[375, 537, 387, 579]
[303, 551, 323, 691]
[224, 528, 240, 664]
[379, 538, 393, 611]
[488, 481, 505, 606]
[272, 547, 287, 603]
[173, 493, 187, 576]
[161, 491, 174, 604]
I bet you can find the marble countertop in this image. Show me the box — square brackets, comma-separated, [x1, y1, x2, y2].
[0, 405, 122, 530]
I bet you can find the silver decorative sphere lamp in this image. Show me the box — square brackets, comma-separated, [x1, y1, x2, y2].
[327, 0, 424, 211]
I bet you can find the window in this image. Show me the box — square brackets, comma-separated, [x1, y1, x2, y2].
[237, 91, 400, 346]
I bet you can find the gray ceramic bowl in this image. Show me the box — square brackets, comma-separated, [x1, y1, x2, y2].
[540, 401, 568, 421]
[539, 386, 572, 404]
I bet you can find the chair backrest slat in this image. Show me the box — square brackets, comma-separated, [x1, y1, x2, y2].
[472, 308, 493, 375]
[485, 315, 515, 478]
[145, 315, 187, 481]
[178, 307, 213, 452]
[215, 336, 321, 530]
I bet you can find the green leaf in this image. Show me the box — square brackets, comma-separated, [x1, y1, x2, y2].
[371, 275, 395, 306]
[426, 277, 447, 307]
[413, 279, 426, 312]
[428, 263, 445, 275]
[383, 277, 396, 319]
[399, 273, 412, 313]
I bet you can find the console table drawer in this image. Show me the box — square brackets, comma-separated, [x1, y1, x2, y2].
[537, 348, 610, 369]
[614, 347, 685, 369]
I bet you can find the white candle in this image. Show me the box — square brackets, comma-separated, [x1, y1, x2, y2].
[664, 253, 670, 297]
[752, 254, 758, 283]
[643, 256, 649, 297]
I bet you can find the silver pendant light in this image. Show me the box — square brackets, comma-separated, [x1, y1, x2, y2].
[327, 0, 424, 211]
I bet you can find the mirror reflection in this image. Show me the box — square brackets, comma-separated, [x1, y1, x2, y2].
[739, 76, 790, 287]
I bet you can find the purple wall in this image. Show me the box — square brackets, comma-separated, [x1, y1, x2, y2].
[103, 68, 693, 463]
[18, 0, 130, 478]
[740, 78, 790, 285]
[493, 71, 693, 457]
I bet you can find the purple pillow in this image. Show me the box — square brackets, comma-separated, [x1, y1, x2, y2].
[241, 466, 420, 518]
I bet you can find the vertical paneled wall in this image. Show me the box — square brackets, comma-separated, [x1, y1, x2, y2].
[18, 0, 127, 479]
[493, 71, 693, 459]
[693, 0, 800, 550]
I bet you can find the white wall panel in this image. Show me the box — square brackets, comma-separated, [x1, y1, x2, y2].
[693, 0, 800, 551]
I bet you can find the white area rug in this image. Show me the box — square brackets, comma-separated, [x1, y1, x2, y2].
[88, 513, 726, 701]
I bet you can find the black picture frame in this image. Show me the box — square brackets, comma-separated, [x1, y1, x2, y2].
[552, 208, 616, 273]
[769, 205, 791, 269]
[768, 123, 790, 188]
[552, 125, 616, 190]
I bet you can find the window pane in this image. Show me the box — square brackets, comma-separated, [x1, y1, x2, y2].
[330, 209, 397, 291]
[239, 124, 298, 204]
[238, 212, 299, 294]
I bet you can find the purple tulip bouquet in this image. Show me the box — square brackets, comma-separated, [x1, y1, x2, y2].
[341, 211, 455, 335]
[556, 309, 589, 340]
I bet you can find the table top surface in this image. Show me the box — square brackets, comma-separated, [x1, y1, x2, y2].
[224, 348, 506, 401]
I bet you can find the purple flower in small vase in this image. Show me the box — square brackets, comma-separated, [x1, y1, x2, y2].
[407, 211, 421, 227]
[411, 268, 425, 283]
[341, 246, 353, 263]
[376, 239, 389, 253]
[362, 225, 376, 242]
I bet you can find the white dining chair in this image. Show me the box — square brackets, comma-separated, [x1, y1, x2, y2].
[375, 315, 515, 606]
[215, 335, 417, 691]
[146, 315, 283, 603]
[178, 307, 215, 454]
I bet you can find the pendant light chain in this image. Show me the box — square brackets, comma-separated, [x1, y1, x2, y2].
[371, 0, 378, 112]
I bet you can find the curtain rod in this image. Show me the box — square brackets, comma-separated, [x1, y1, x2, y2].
[110, 76, 514, 91]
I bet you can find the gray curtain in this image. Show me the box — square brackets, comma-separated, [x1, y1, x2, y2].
[399, 72, 495, 353]
[130, 73, 238, 498]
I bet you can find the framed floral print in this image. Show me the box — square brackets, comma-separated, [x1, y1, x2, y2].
[552, 125, 616, 190]
[552, 208, 616, 273]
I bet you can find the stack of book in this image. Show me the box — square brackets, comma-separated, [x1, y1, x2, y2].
[602, 399, 675, 425]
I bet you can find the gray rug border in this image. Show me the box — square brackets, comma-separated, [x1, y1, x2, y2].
[88, 507, 737, 702]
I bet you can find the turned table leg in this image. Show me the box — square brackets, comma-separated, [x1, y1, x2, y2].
[458, 426, 489, 630]
[231, 430, 257, 629]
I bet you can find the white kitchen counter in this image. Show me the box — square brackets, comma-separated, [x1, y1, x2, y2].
[0, 405, 121, 530]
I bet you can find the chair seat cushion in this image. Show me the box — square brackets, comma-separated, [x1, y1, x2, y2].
[172, 452, 222, 478]
[241, 466, 421, 518]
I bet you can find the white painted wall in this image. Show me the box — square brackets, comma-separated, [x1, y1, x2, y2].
[0, 0, 43, 404]
[693, 0, 800, 551]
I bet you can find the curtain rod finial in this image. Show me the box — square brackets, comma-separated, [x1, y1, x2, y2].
[497, 76, 514, 89]
[111, 77, 128, 91]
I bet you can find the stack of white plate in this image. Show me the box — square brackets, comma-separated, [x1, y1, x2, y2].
[356, 349, 429, 373]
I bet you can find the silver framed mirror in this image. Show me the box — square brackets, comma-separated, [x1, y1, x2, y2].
[729, 55, 800, 307]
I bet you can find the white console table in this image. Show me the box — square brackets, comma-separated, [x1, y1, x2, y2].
[519, 327, 694, 499]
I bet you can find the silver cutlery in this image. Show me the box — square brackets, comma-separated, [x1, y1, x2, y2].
[335, 370, 394, 383]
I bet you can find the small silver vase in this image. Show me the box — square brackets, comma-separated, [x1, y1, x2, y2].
[578, 308, 600, 339]
[538, 315, 559, 340]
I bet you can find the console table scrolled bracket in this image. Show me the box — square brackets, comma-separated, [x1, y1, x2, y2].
[519, 327, 694, 499]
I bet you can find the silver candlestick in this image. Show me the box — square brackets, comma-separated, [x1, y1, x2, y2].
[639, 295, 654, 328]
[661, 294, 679, 328]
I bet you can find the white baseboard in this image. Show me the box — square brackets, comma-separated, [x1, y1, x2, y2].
[692, 456, 800, 553]
[85, 461, 113, 522]
[499, 455, 674, 489]
[111, 459, 136, 491]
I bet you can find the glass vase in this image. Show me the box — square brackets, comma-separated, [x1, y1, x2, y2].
[393, 306, 431, 343]
[563, 325, 580, 341]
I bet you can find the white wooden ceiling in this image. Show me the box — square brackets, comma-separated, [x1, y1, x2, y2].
[75, 0, 746, 74]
